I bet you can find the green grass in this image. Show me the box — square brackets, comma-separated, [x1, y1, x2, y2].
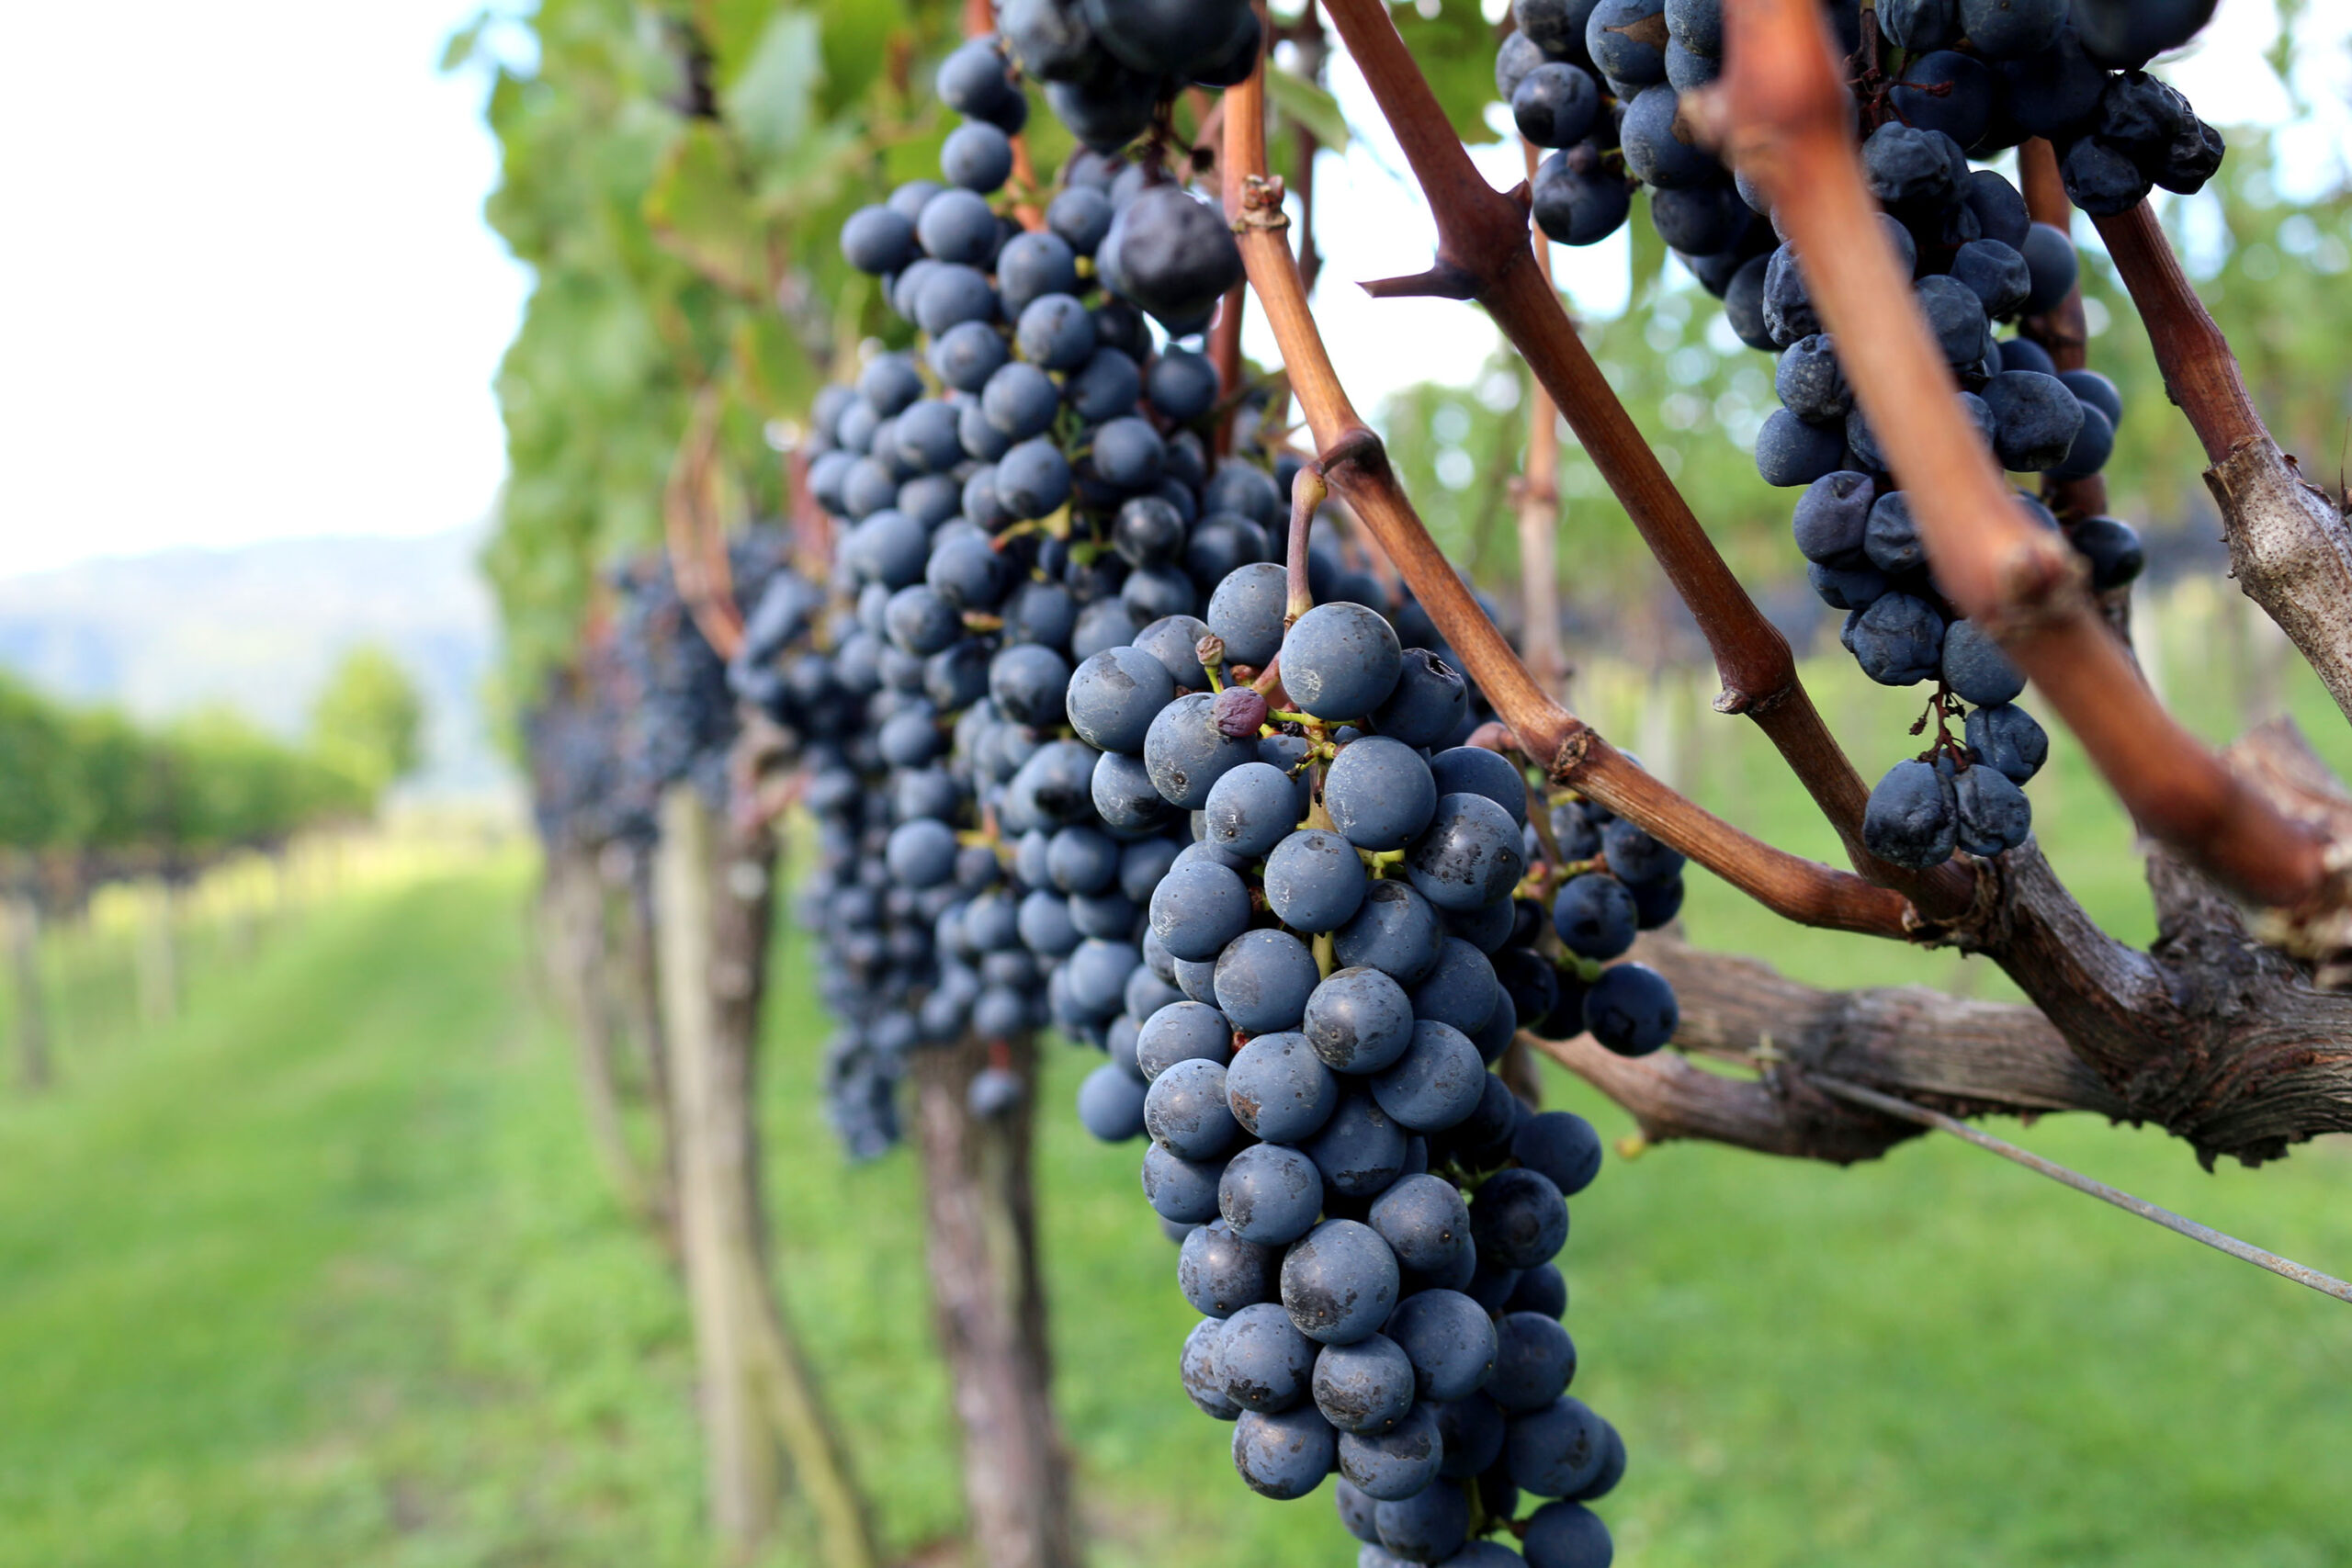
[5, 608, 2352, 1566]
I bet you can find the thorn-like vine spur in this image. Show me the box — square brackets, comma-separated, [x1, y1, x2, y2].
[1232, 174, 1291, 233]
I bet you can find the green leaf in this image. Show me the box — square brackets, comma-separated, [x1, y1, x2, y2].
[1387, 0, 1501, 141]
[724, 7, 826, 162]
[438, 8, 493, 72]
[644, 122, 770, 299]
[1265, 64, 1351, 153]
[695, 0, 783, 85]
[730, 311, 819, 417]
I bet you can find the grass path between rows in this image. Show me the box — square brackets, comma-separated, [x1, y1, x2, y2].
[5, 853, 2351, 1567]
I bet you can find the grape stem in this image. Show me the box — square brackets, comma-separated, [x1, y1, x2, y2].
[1312, 0, 1960, 914]
[2092, 201, 2352, 730]
[1704, 0, 2342, 921]
[1218, 23, 1917, 942]
[2015, 141, 2132, 639]
[1512, 136, 1569, 702]
[662, 384, 748, 661]
[1285, 462, 1328, 626]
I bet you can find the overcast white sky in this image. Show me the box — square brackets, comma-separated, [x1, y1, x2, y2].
[1, 1, 2342, 581]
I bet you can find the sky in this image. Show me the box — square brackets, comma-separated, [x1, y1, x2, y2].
[0, 1, 2342, 582]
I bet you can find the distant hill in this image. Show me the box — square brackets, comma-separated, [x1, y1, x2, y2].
[0, 530, 507, 799]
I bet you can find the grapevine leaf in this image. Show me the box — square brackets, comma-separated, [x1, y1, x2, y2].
[1265, 65, 1352, 153]
[725, 8, 825, 164]
[1386, 0, 1502, 141]
[645, 122, 770, 299]
[731, 311, 820, 416]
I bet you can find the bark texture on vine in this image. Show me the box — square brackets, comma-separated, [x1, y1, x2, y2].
[1534, 724, 2352, 1169]
[2094, 202, 2352, 730]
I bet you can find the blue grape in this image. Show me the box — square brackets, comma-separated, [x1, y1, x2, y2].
[1265, 829, 1371, 933]
[941, 119, 1014, 191]
[1282, 1219, 1403, 1348]
[1550, 874, 1634, 961]
[1336, 1401, 1445, 1502]
[1510, 1112, 1602, 1198]
[1385, 1287, 1498, 1403]
[1204, 761, 1305, 859]
[1373, 1021, 1487, 1133]
[1336, 882, 1446, 985]
[1215, 928, 1322, 1034]
[1142, 1140, 1227, 1224]
[1227, 1032, 1340, 1144]
[1182, 1315, 1241, 1417]
[982, 361, 1061, 439]
[1472, 1168, 1567, 1270]
[840, 204, 917, 275]
[1505, 1397, 1609, 1499]
[1077, 1062, 1148, 1141]
[1304, 967, 1418, 1075]
[1327, 737, 1441, 852]
[1582, 963, 1679, 1056]
[1232, 1404, 1338, 1499]
[1207, 561, 1289, 669]
[1599, 818, 1682, 886]
[1490, 1313, 1577, 1414]
[1407, 794, 1527, 914]
[1015, 292, 1097, 371]
[1432, 1392, 1508, 1480]
[1148, 856, 1252, 963]
[1147, 692, 1258, 810]
[1220, 1299, 1321, 1413]
[1374, 1479, 1471, 1562]
[1982, 369, 2086, 471]
[1136, 998, 1235, 1080]
[1147, 1056, 1242, 1160]
[1367, 1172, 1475, 1278]
[1521, 1499, 1613, 1567]
[1409, 937, 1500, 1034]
[1304, 1091, 1411, 1199]
[1941, 618, 2026, 706]
[1863, 758, 1958, 869]
[1430, 747, 1529, 829]
[1220, 1141, 1327, 1247]
[1181, 1217, 1280, 1318]
[1283, 603, 1405, 721]
[1954, 762, 2033, 858]
[1314, 1332, 1419, 1436]
[1068, 645, 1177, 755]
[1847, 593, 1947, 687]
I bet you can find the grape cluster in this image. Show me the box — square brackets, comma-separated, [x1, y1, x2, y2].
[1051, 558, 1680, 1565]
[526, 535, 795, 855]
[799, 28, 1673, 1560]
[774, 35, 1295, 1153]
[999, 0, 1262, 154]
[1498, 0, 2198, 870]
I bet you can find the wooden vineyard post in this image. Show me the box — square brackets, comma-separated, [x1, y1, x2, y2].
[654, 783, 878, 1568]
[7, 896, 49, 1092]
[544, 843, 662, 1240]
[910, 1033, 1080, 1568]
[135, 876, 178, 1028]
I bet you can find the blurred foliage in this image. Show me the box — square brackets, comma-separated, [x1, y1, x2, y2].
[455, 0, 977, 703]
[0, 675, 377, 889]
[463, 0, 1494, 705]
[311, 647, 427, 798]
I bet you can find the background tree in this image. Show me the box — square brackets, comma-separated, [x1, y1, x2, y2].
[309, 645, 425, 801]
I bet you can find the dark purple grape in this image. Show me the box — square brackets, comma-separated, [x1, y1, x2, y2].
[1864, 758, 1959, 869]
